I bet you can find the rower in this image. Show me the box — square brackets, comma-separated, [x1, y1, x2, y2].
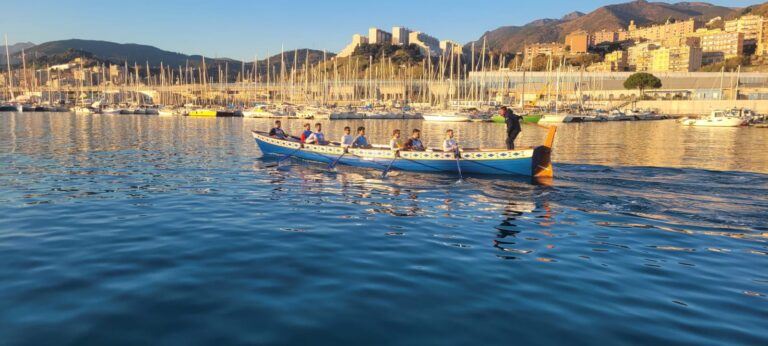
[500, 106, 522, 149]
[340, 126, 353, 148]
[352, 126, 372, 148]
[300, 123, 312, 143]
[269, 120, 288, 139]
[305, 123, 326, 145]
[443, 129, 458, 152]
[404, 129, 425, 151]
[390, 129, 404, 150]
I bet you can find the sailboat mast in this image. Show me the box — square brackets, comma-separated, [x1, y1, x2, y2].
[4, 34, 15, 101]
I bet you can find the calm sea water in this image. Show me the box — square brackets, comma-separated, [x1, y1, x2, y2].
[0, 113, 766, 345]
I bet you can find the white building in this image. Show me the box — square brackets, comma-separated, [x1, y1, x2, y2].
[410, 32, 442, 57]
[440, 40, 464, 56]
[338, 34, 369, 58]
[368, 27, 393, 45]
[392, 26, 411, 45]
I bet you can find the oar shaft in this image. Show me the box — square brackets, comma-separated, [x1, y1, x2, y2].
[454, 149, 464, 180]
[277, 147, 302, 164]
[329, 149, 348, 168]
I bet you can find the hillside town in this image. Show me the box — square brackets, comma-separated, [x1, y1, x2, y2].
[529, 14, 768, 72]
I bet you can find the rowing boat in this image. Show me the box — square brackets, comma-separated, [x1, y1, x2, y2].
[252, 126, 556, 178]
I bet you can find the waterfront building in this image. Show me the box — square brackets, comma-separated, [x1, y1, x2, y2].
[338, 34, 370, 58]
[725, 14, 762, 44]
[628, 19, 703, 43]
[368, 27, 392, 45]
[565, 30, 590, 54]
[392, 27, 411, 45]
[409, 32, 441, 57]
[468, 70, 768, 101]
[524, 43, 566, 60]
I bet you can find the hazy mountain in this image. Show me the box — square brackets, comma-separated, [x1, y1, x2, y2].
[0, 42, 36, 63]
[468, 0, 739, 53]
[738, 1, 768, 17]
[19, 39, 215, 67]
[7, 38, 331, 78]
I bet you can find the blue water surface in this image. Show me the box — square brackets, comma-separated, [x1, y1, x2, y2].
[0, 113, 766, 345]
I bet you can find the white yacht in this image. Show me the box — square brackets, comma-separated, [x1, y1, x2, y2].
[72, 106, 92, 115]
[243, 105, 277, 118]
[681, 110, 746, 127]
[538, 113, 575, 123]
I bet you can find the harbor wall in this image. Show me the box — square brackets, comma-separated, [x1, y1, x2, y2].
[631, 100, 768, 116]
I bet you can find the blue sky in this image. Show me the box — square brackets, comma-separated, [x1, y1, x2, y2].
[1, 0, 756, 60]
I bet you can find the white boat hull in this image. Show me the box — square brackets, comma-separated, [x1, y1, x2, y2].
[683, 117, 745, 127]
[538, 114, 572, 123]
[422, 114, 472, 122]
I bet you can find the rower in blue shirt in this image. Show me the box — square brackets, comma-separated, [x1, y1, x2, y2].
[352, 126, 372, 148]
[305, 123, 326, 145]
[300, 123, 313, 143]
[268, 120, 288, 139]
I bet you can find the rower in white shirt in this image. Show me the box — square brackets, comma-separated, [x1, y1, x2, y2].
[339, 126, 353, 148]
[443, 129, 459, 152]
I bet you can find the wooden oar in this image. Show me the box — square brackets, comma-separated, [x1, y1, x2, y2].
[329, 149, 347, 169]
[266, 147, 302, 168]
[382, 152, 399, 177]
[454, 148, 464, 181]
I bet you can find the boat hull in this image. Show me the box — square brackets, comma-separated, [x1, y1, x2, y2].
[188, 110, 217, 117]
[423, 114, 472, 122]
[523, 114, 542, 123]
[0, 105, 19, 112]
[491, 114, 542, 124]
[252, 132, 544, 177]
[538, 114, 571, 123]
[682, 117, 745, 127]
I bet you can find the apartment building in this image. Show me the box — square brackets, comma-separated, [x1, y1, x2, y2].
[524, 43, 566, 60]
[565, 30, 590, 54]
[725, 14, 762, 44]
[628, 19, 703, 42]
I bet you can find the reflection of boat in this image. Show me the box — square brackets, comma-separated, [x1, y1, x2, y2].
[252, 126, 556, 178]
[681, 110, 746, 127]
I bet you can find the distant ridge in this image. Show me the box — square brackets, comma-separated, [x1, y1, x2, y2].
[0, 42, 35, 63]
[7, 39, 332, 76]
[468, 0, 739, 53]
[21, 39, 213, 66]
